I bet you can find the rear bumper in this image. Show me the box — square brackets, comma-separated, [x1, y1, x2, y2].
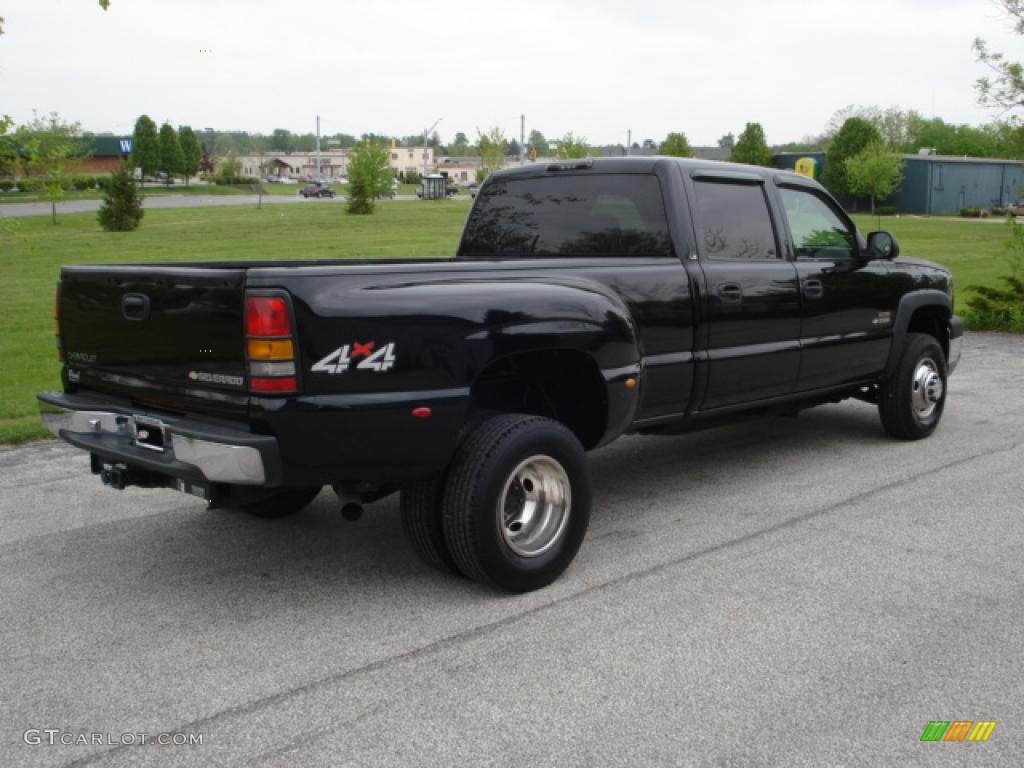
[38, 391, 281, 487]
[948, 316, 963, 375]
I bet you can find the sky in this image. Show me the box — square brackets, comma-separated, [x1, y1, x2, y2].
[1, 0, 1021, 146]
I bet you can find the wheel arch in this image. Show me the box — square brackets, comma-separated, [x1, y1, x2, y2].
[467, 347, 629, 451]
[885, 290, 952, 378]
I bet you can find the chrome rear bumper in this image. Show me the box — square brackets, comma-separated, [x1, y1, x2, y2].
[39, 393, 280, 486]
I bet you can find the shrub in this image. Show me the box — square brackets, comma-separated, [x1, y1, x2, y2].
[874, 205, 897, 215]
[960, 207, 982, 218]
[72, 176, 96, 190]
[95, 176, 113, 191]
[0, 180, 14, 192]
[18, 178, 43, 194]
[964, 216, 1024, 333]
[992, 207, 1009, 217]
[215, 174, 258, 186]
[97, 162, 144, 232]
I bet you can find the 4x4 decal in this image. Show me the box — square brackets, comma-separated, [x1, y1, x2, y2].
[311, 342, 397, 374]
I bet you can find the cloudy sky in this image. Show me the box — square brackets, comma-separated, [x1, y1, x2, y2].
[1, 0, 1020, 146]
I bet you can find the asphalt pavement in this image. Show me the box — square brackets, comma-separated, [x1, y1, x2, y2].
[1, 332, 1022, 767]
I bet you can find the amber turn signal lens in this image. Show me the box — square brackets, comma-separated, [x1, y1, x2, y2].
[247, 339, 294, 360]
[624, 377, 637, 389]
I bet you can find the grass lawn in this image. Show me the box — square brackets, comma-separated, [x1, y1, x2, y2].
[0, 201, 471, 444]
[0, 207, 1013, 445]
[851, 214, 1014, 306]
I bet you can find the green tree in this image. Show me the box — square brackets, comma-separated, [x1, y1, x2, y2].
[658, 132, 694, 157]
[478, 126, 507, 176]
[974, 1, 1024, 111]
[179, 126, 201, 186]
[270, 128, 293, 152]
[16, 112, 82, 224]
[448, 131, 470, 155]
[130, 115, 160, 185]
[718, 132, 735, 149]
[216, 150, 241, 182]
[0, 115, 16, 177]
[823, 117, 882, 199]
[844, 143, 904, 213]
[528, 129, 549, 156]
[730, 122, 773, 166]
[346, 141, 391, 214]
[556, 132, 590, 159]
[158, 123, 183, 183]
[97, 160, 144, 231]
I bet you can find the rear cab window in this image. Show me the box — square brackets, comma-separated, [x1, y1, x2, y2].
[458, 174, 675, 258]
[691, 180, 779, 260]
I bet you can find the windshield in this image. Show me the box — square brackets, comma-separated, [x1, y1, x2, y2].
[459, 173, 675, 258]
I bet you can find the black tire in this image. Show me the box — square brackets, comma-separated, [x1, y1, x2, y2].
[238, 486, 322, 519]
[878, 333, 948, 440]
[400, 476, 466, 576]
[442, 414, 591, 593]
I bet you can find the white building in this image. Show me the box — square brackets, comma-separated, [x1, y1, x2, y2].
[387, 145, 435, 176]
[236, 150, 349, 181]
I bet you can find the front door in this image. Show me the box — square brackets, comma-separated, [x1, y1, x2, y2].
[775, 184, 894, 391]
[691, 177, 802, 410]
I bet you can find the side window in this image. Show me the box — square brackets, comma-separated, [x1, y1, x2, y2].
[693, 180, 778, 260]
[779, 187, 856, 260]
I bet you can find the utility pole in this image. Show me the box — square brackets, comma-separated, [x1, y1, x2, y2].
[423, 117, 442, 179]
[315, 115, 321, 181]
[520, 114, 526, 165]
[627, 129, 631, 156]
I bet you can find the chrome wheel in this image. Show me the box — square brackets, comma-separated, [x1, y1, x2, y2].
[498, 455, 572, 558]
[911, 357, 943, 419]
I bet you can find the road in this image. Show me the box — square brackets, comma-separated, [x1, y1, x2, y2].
[0, 194, 447, 218]
[1, 333, 1021, 767]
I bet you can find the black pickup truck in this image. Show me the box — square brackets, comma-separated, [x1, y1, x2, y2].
[39, 157, 963, 592]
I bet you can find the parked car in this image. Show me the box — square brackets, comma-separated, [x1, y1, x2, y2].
[39, 157, 963, 593]
[299, 181, 335, 199]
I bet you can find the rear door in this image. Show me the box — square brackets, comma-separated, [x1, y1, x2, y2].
[59, 265, 250, 417]
[689, 174, 802, 410]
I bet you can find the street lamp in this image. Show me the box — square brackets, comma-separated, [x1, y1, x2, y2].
[423, 117, 442, 179]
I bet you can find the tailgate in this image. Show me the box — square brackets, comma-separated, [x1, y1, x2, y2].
[59, 265, 250, 417]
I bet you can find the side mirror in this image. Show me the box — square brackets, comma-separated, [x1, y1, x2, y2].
[866, 231, 899, 260]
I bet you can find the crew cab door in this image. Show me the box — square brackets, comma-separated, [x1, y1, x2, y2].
[690, 174, 801, 410]
[773, 183, 894, 390]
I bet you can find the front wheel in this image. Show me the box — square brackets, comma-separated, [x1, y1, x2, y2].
[442, 414, 591, 593]
[878, 333, 947, 440]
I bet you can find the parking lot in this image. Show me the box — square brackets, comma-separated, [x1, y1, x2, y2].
[1, 332, 1021, 767]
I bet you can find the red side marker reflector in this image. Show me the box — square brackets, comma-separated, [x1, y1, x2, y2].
[411, 407, 432, 419]
[251, 376, 297, 394]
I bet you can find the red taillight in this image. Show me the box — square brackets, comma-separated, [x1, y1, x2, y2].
[246, 296, 292, 337]
[250, 376, 298, 393]
[245, 294, 298, 395]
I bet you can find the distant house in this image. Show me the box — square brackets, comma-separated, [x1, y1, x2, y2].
[76, 136, 134, 174]
[772, 151, 1022, 214]
[891, 155, 1022, 214]
[235, 150, 348, 180]
[435, 156, 481, 183]
[388, 146, 435, 176]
